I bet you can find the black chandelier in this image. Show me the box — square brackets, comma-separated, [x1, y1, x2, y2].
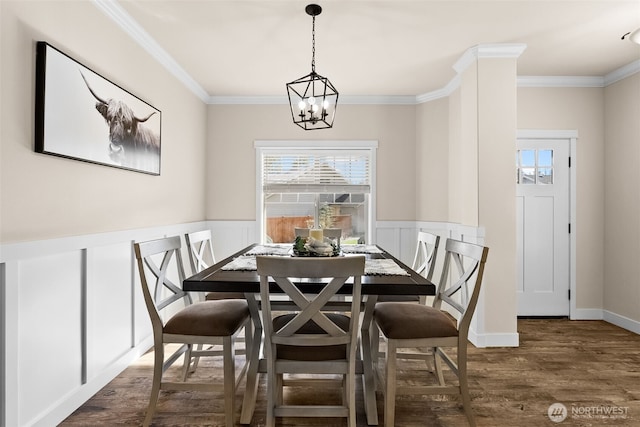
[286, 4, 338, 130]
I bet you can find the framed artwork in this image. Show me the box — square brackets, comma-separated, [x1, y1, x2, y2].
[35, 41, 161, 175]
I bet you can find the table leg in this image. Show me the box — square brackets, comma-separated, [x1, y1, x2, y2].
[240, 293, 263, 424]
[361, 295, 379, 425]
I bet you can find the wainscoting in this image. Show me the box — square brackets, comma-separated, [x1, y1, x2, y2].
[0, 219, 500, 427]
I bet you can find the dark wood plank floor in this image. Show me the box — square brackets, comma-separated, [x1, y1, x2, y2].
[61, 319, 640, 426]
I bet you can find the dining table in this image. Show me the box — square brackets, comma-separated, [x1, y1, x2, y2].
[183, 242, 435, 425]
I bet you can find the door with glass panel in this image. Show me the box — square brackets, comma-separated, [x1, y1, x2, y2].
[516, 139, 570, 316]
[259, 148, 372, 245]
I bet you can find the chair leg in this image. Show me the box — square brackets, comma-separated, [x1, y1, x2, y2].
[347, 365, 356, 427]
[143, 345, 164, 427]
[384, 339, 398, 427]
[265, 359, 276, 427]
[458, 346, 476, 427]
[222, 336, 236, 427]
[434, 348, 445, 385]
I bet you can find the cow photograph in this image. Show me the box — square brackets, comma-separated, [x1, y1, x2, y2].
[35, 42, 161, 175]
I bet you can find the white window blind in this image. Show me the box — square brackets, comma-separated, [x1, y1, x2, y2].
[262, 151, 371, 194]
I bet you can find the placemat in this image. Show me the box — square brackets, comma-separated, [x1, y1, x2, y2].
[364, 259, 410, 276]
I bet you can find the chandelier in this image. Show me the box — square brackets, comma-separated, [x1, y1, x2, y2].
[286, 4, 339, 130]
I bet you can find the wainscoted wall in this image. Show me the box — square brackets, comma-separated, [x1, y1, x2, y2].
[0, 218, 566, 426]
[0, 221, 210, 427]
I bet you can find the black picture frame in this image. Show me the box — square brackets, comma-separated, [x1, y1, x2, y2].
[35, 41, 161, 175]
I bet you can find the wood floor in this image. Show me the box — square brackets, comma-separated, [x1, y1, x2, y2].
[61, 319, 640, 426]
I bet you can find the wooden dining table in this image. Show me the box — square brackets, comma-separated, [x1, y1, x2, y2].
[183, 243, 435, 425]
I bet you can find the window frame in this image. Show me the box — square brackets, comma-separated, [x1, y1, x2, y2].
[255, 140, 378, 244]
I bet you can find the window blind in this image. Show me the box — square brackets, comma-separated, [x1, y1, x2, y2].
[262, 151, 371, 194]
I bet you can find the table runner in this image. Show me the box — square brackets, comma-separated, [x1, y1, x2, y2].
[340, 244, 383, 254]
[244, 244, 292, 256]
[221, 255, 409, 276]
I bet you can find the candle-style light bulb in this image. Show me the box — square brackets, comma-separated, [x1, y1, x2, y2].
[298, 100, 306, 110]
[308, 96, 316, 105]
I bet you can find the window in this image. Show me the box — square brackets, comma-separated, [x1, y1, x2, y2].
[517, 149, 554, 185]
[256, 141, 377, 244]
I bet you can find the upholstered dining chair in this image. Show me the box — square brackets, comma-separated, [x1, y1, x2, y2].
[183, 229, 249, 377]
[378, 230, 440, 303]
[134, 235, 250, 427]
[369, 231, 441, 368]
[373, 238, 489, 427]
[256, 255, 365, 427]
[185, 229, 245, 301]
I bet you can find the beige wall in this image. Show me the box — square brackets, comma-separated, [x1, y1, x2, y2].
[477, 58, 518, 334]
[416, 97, 449, 222]
[206, 104, 417, 221]
[604, 73, 640, 319]
[0, 1, 207, 243]
[518, 86, 605, 311]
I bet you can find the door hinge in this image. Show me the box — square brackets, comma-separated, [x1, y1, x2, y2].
[568, 223, 571, 233]
[568, 156, 571, 167]
[568, 289, 571, 300]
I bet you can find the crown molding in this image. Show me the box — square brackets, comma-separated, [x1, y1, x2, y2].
[453, 43, 528, 74]
[91, 0, 210, 103]
[95, 2, 638, 105]
[517, 76, 605, 88]
[604, 59, 640, 86]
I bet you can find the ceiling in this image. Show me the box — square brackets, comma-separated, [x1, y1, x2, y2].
[108, 0, 640, 99]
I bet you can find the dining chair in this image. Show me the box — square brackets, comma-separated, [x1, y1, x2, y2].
[185, 229, 245, 300]
[256, 255, 366, 427]
[378, 230, 440, 303]
[373, 238, 489, 427]
[134, 236, 251, 427]
[369, 231, 441, 368]
[184, 230, 249, 377]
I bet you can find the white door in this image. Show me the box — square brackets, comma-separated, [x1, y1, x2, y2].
[516, 138, 570, 316]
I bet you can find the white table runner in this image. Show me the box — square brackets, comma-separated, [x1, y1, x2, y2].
[221, 255, 409, 276]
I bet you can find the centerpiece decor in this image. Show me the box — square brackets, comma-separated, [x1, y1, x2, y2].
[293, 235, 340, 257]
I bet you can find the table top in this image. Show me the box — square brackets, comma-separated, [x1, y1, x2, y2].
[183, 243, 436, 296]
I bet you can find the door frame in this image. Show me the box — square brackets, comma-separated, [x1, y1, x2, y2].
[517, 129, 577, 319]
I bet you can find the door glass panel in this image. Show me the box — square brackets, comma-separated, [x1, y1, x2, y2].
[517, 149, 554, 184]
[521, 167, 536, 184]
[538, 150, 553, 167]
[538, 167, 553, 184]
[520, 150, 535, 167]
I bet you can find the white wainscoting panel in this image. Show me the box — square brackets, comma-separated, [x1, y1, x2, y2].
[17, 251, 84, 426]
[86, 242, 136, 381]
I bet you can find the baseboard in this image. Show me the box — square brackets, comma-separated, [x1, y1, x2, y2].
[468, 330, 519, 348]
[603, 310, 640, 335]
[570, 308, 604, 320]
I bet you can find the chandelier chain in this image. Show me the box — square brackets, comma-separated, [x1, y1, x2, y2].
[311, 15, 316, 72]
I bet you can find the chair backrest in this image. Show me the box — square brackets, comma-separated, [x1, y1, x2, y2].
[134, 236, 191, 338]
[411, 231, 440, 281]
[256, 256, 365, 353]
[433, 239, 489, 337]
[294, 227, 342, 239]
[185, 229, 216, 274]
